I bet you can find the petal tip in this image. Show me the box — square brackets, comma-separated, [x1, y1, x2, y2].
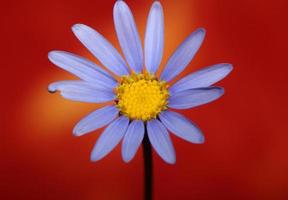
[72, 129, 82, 137]
[165, 157, 176, 165]
[114, 0, 126, 9]
[226, 63, 234, 72]
[90, 151, 103, 162]
[218, 63, 234, 74]
[48, 83, 58, 93]
[122, 156, 132, 163]
[218, 87, 225, 95]
[72, 24, 91, 35]
[194, 28, 206, 41]
[71, 23, 83, 32]
[212, 87, 225, 97]
[188, 136, 205, 144]
[48, 50, 64, 62]
[197, 27, 206, 35]
[197, 134, 205, 144]
[90, 155, 99, 162]
[48, 51, 56, 60]
[152, 1, 162, 8]
[47, 86, 56, 93]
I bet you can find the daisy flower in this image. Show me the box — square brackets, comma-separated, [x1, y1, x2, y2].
[48, 1, 232, 164]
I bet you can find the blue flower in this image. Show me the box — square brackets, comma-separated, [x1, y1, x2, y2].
[48, 1, 233, 164]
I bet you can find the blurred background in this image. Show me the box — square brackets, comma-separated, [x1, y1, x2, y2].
[1, 0, 288, 199]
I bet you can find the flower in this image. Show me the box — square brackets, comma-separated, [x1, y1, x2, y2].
[48, 1, 233, 164]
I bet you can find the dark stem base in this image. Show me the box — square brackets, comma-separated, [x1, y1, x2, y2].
[142, 132, 153, 200]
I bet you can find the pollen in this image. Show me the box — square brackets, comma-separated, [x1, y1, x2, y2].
[115, 73, 169, 121]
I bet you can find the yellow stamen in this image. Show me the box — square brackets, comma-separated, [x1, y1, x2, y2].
[115, 73, 169, 121]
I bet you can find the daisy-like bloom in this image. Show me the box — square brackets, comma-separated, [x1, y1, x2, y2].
[48, 1, 232, 164]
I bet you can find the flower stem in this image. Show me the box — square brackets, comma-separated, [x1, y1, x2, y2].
[142, 131, 153, 200]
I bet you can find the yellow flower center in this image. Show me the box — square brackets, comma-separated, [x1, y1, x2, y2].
[115, 73, 169, 121]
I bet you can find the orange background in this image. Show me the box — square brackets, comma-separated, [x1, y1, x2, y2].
[1, 0, 288, 199]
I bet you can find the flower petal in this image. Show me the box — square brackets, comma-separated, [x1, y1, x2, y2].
[73, 105, 119, 136]
[48, 78, 112, 93]
[159, 110, 204, 143]
[169, 63, 233, 94]
[72, 24, 129, 76]
[147, 119, 176, 164]
[168, 87, 224, 109]
[144, 1, 164, 73]
[121, 120, 144, 162]
[160, 28, 206, 82]
[48, 51, 118, 88]
[114, 0, 143, 73]
[48, 80, 115, 103]
[90, 116, 129, 161]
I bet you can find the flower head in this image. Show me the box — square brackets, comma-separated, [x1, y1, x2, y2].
[116, 73, 169, 121]
[48, 1, 233, 164]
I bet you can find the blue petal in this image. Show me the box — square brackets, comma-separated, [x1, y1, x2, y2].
[48, 51, 117, 88]
[147, 119, 176, 164]
[48, 78, 113, 93]
[121, 120, 144, 162]
[160, 28, 206, 82]
[144, 1, 164, 73]
[73, 105, 119, 136]
[169, 63, 233, 94]
[90, 116, 129, 161]
[159, 110, 204, 143]
[72, 24, 130, 76]
[48, 80, 115, 103]
[114, 1, 143, 73]
[168, 87, 224, 109]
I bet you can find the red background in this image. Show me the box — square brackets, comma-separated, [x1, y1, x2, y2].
[1, 0, 288, 199]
